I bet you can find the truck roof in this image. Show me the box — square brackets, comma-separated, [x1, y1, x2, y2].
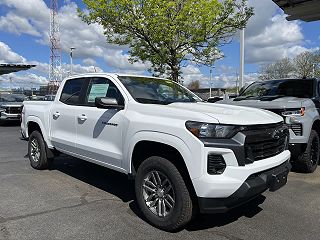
[64, 73, 168, 81]
[255, 78, 317, 83]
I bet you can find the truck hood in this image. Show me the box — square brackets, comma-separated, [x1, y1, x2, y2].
[167, 102, 283, 125]
[218, 97, 309, 109]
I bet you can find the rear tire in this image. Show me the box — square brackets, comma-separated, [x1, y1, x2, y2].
[294, 130, 319, 173]
[135, 156, 193, 231]
[28, 131, 51, 170]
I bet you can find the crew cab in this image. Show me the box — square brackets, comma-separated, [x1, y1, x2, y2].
[21, 73, 291, 231]
[220, 78, 320, 173]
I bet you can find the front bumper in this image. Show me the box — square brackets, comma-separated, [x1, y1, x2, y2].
[198, 160, 291, 213]
[0, 113, 20, 121]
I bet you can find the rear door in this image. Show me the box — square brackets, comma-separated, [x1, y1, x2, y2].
[75, 77, 126, 169]
[50, 78, 86, 153]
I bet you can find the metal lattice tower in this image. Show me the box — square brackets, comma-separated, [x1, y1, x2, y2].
[49, 0, 62, 94]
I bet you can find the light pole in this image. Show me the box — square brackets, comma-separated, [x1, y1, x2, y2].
[209, 66, 214, 97]
[70, 47, 75, 75]
[239, 28, 245, 89]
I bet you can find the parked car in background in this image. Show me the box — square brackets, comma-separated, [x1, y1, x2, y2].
[0, 94, 26, 123]
[207, 96, 223, 103]
[44, 95, 55, 101]
[219, 78, 320, 173]
[21, 73, 291, 231]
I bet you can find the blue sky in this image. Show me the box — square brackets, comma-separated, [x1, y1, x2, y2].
[0, 0, 319, 89]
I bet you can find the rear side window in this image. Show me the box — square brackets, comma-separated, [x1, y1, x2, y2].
[60, 79, 84, 105]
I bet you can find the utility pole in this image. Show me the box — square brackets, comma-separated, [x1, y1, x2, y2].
[239, 29, 245, 89]
[209, 68, 213, 98]
[70, 47, 75, 75]
[49, 0, 62, 94]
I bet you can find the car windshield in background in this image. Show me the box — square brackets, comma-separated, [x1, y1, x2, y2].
[118, 76, 202, 104]
[0, 94, 26, 102]
[238, 80, 314, 100]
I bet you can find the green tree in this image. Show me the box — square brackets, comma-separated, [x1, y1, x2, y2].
[80, 0, 253, 82]
[188, 80, 200, 90]
[293, 51, 320, 78]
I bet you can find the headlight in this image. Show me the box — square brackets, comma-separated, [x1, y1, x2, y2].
[185, 121, 240, 138]
[282, 107, 305, 116]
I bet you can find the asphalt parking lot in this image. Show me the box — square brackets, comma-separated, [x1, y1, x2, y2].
[0, 124, 320, 240]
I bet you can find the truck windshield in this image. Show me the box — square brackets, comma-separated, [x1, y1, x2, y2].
[238, 79, 314, 100]
[118, 76, 202, 104]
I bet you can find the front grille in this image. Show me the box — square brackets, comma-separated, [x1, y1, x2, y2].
[5, 107, 21, 114]
[244, 124, 288, 163]
[288, 124, 302, 136]
[207, 154, 226, 175]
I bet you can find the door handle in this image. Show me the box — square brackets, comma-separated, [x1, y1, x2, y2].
[53, 111, 60, 118]
[78, 114, 87, 121]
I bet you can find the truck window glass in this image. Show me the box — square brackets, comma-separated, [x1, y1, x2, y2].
[118, 76, 202, 104]
[85, 78, 123, 106]
[60, 78, 84, 105]
[240, 80, 314, 99]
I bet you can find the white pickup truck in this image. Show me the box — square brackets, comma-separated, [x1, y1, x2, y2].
[21, 73, 291, 231]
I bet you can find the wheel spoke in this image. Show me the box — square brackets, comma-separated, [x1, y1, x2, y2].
[165, 194, 175, 205]
[146, 193, 156, 202]
[157, 198, 162, 216]
[154, 171, 162, 186]
[161, 199, 166, 216]
[164, 198, 173, 209]
[151, 172, 158, 186]
[143, 184, 156, 193]
[150, 198, 158, 207]
[144, 179, 157, 189]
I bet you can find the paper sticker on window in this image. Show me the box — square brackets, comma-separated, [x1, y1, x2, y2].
[88, 83, 109, 102]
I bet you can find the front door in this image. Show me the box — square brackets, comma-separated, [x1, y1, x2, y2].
[75, 77, 126, 168]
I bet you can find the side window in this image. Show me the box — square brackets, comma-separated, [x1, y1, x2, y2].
[60, 78, 84, 105]
[85, 77, 124, 106]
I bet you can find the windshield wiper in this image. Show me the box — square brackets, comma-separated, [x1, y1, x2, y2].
[136, 98, 170, 105]
[233, 95, 258, 101]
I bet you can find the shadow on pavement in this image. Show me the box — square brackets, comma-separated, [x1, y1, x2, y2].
[0, 121, 20, 127]
[51, 155, 266, 231]
[186, 195, 265, 231]
[50, 156, 135, 203]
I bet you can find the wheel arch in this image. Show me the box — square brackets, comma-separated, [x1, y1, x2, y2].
[26, 116, 53, 148]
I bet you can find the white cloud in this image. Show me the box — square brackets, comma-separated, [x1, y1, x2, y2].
[0, 0, 148, 73]
[0, 41, 26, 63]
[103, 50, 150, 73]
[181, 65, 256, 89]
[245, 15, 305, 64]
[82, 58, 96, 66]
[0, 12, 41, 36]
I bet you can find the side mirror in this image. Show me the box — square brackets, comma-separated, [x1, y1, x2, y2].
[95, 97, 124, 110]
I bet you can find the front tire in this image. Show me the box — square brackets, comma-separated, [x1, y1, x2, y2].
[295, 130, 319, 173]
[135, 156, 193, 231]
[28, 131, 50, 170]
